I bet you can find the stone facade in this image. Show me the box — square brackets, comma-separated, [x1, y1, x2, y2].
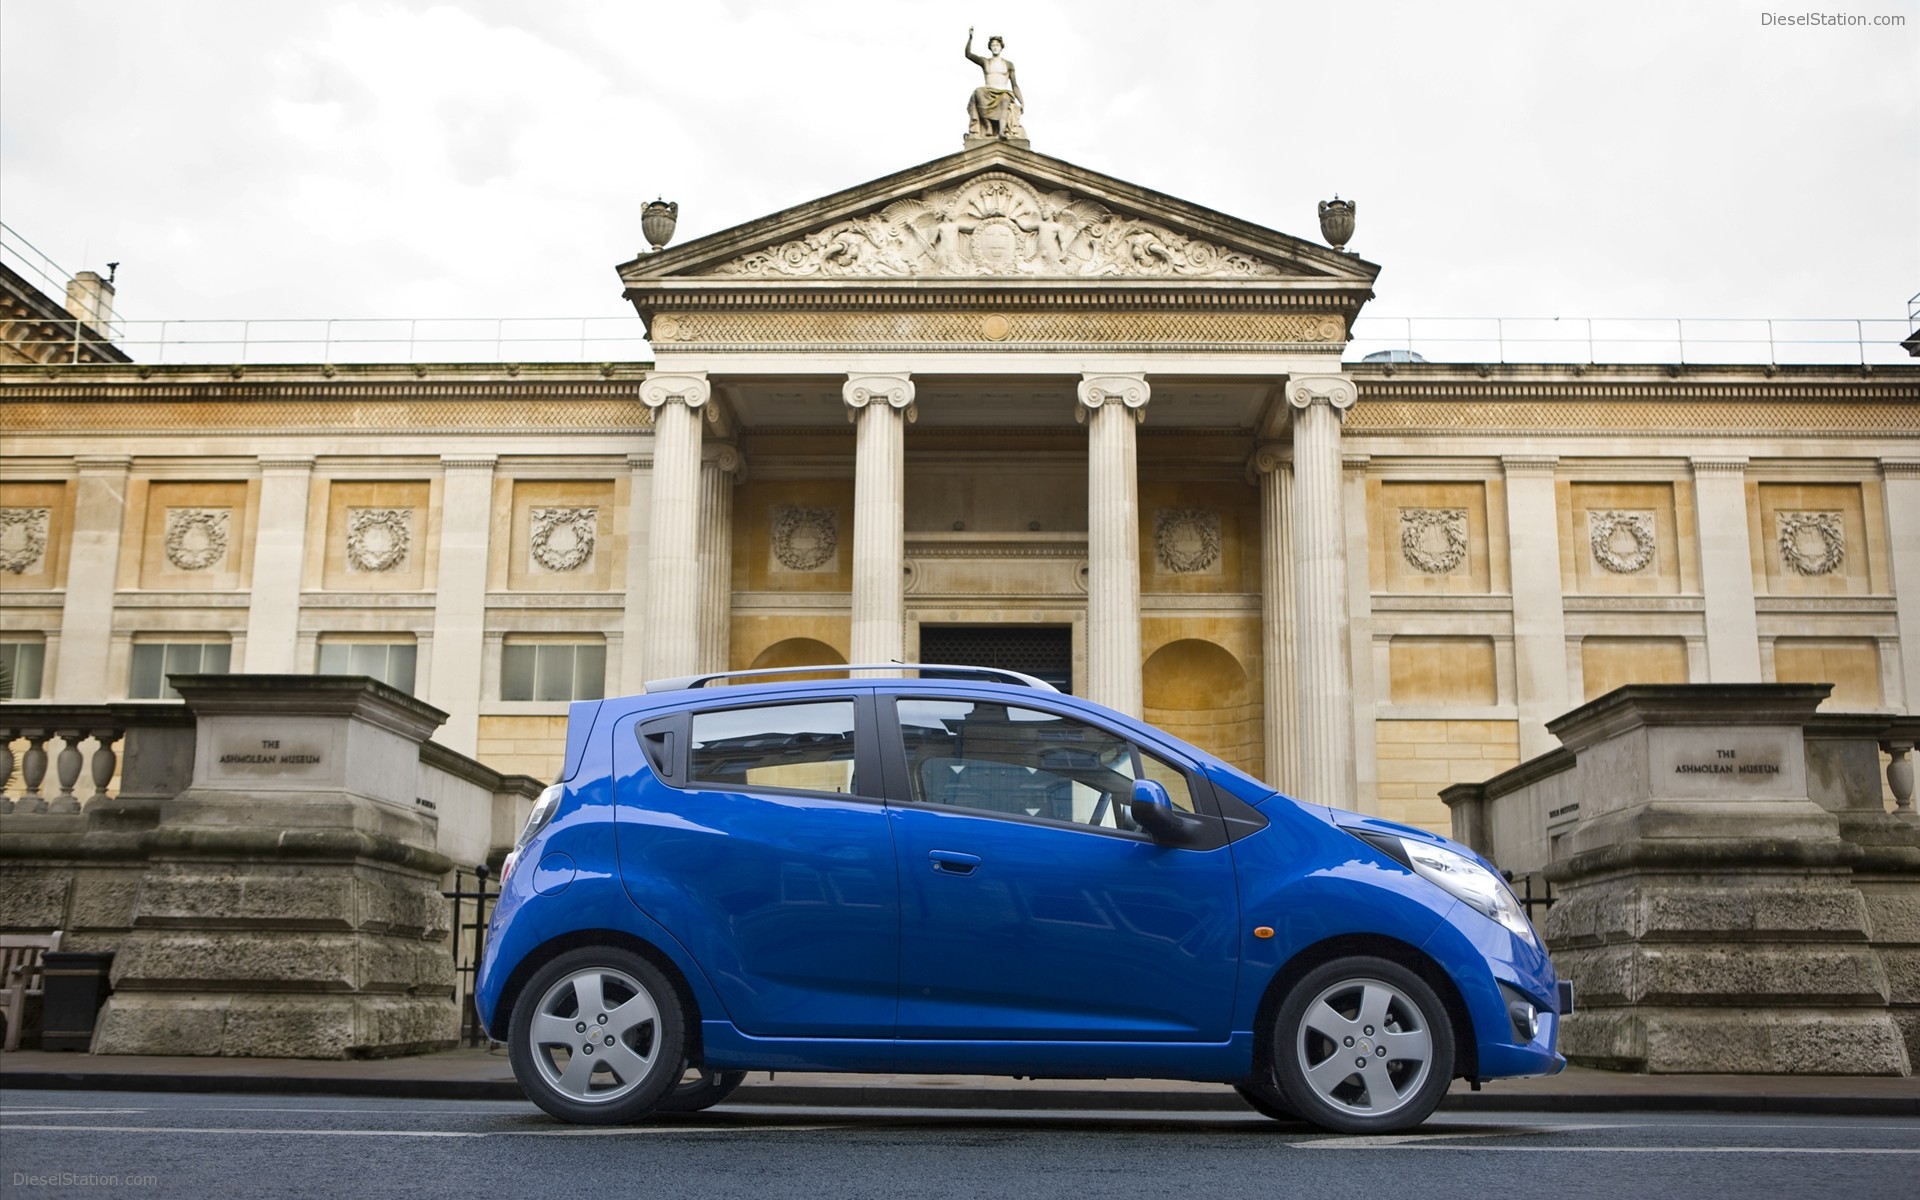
[2, 140, 1917, 823]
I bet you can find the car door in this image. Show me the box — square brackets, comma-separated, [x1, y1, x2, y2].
[882, 693, 1241, 1042]
[612, 693, 898, 1038]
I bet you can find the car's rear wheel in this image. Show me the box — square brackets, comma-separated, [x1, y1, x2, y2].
[654, 1065, 748, 1113]
[1270, 956, 1454, 1134]
[508, 947, 686, 1124]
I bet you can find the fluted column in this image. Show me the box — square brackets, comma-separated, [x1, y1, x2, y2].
[642, 372, 711, 682]
[242, 455, 315, 672]
[1691, 456, 1762, 681]
[1880, 460, 1920, 712]
[428, 454, 496, 755]
[1078, 374, 1149, 717]
[54, 455, 131, 701]
[1289, 375, 1357, 807]
[844, 374, 915, 668]
[1252, 446, 1299, 794]
[698, 444, 744, 674]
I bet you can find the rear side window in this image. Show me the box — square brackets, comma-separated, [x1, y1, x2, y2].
[689, 700, 858, 796]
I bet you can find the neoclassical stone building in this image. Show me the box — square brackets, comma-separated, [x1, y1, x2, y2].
[4, 142, 1917, 833]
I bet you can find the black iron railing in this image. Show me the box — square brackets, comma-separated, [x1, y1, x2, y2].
[444, 865, 496, 1047]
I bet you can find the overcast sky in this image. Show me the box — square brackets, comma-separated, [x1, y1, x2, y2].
[2, 0, 1914, 339]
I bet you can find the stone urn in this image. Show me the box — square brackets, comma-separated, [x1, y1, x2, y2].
[642, 199, 679, 252]
[1318, 197, 1355, 252]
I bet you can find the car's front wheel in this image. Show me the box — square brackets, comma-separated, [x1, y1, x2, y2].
[508, 947, 686, 1124]
[1269, 956, 1454, 1134]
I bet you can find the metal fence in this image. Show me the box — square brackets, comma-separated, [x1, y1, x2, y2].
[444, 865, 498, 1047]
[1345, 315, 1914, 367]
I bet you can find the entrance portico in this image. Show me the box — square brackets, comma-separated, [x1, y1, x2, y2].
[618, 142, 1379, 798]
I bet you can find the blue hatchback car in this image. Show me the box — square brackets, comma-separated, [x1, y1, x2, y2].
[476, 664, 1566, 1133]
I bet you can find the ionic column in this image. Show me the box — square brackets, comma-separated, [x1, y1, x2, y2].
[1252, 446, 1299, 794]
[1078, 374, 1149, 717]
[53, 455, 131, 701]
[641, 373, 711, 682]
[1502, 455, 1569, 759]
[698, 445, 744, 674]
[1882, 460, 1920, 712]
[1691, 457, 1762, 681]
[242, 455, 315, 673]
[428, 454, 496, 755]
[1289, 375, 1357, 806]
[844, 374, 916, 668]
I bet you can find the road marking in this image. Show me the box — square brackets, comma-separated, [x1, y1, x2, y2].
[0, 1122, 828, 1140]
[1293, 1123, 1611, 1149]
[1298, 1144, 1920, 1154]
[0, 1109, 148, 1117]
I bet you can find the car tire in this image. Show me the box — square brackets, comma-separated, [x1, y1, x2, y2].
[654, 1066, 749, 1114]
[1232, 1078, 1298, 1122]
[508, 947, 686, 1125]
[1270, 956, 1454, 1134]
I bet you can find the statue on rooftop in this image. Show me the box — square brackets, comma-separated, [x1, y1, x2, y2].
[964, 28, 1026, 143]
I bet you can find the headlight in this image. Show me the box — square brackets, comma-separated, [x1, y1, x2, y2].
[1388, 836, 1537, 948]
[502, 784, 564, 884]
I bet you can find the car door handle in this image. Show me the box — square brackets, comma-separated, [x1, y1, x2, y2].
[928, 850, 982, 876]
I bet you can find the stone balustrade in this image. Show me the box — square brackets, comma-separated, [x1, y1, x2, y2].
[1, 703, 197, 818]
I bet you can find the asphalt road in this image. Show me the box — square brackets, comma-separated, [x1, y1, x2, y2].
[2, 1090, 1916, 1200]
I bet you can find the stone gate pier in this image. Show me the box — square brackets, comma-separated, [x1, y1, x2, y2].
[1, 675, 539, 1057]
[1444, 684, 1918, 1074]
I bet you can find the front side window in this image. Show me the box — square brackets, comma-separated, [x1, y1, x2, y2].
[0, 640, 46, 700]
[317, 639, 417, 694]
[689, 700, 858, 796]
[129, 641, 231, 700]
[897, 698, 1194, 829]
[502, 641, 606, 702]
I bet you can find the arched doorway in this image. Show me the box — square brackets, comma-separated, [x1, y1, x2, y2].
[1142, 639, 1259, 777]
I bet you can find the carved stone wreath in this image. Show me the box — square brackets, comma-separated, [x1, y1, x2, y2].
[529, 507, 597, 572]
[1588, 510, 1656, 574]
[1154, 508, 1222, 574]
[1399, 508, 1468, 574]
[1777, 510, 1846, 576]
[0, 507, 50, 575]
[165, 508, 231, 571]
[346, 507, 412, 573]
[772, 505, 838, 571]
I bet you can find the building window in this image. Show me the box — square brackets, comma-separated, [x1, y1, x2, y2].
[501, 641, 605, 702]
[0, 640, 46, 700]
[128, 640, 231, 700]
[317, 639, 418, 694]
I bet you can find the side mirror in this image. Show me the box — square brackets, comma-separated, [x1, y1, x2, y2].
[1129, 779, 1181, 840]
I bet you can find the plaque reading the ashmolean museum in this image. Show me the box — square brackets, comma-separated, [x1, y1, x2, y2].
[1647, 728, 1799, 798]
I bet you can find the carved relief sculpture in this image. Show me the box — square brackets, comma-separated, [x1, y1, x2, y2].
[963, 29, 1025, 142]
[345, 507, 412, 573]
[772, 505, 838, 571]
[1155, 508, 1222, 574]
[530, 507, 597, 573]
[1399, 508, 1468, 574]
[1778, 510, 1846, 576]
[164, 508, 230, 571]
[0, 507, 50, 574]
[1588, 510, 1656, 574]
[713, 172, 1282, 280]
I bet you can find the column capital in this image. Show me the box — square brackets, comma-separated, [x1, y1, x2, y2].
[256, 455, 316, 474]
[1076, 373, 1149, 425]
[73, 455, 132, 474]
[1691, 456, 1749, 477]
[1500, 454, 1559, 477]
[1286, 374, 1356, 414]
[702, 443, 747, 478]
[1247, 444, 1292, 481]
[1881, 459, 1920, 480]
[440, 454, 497, 474]
[625, 453, 652, 472]
[640, 371, 711, 411]
[843, 373, 916, 423]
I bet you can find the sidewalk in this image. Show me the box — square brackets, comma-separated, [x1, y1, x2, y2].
[3, 1047, 1917, 1116]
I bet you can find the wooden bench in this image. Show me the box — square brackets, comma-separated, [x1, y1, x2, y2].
[0, 930, 63, 1051]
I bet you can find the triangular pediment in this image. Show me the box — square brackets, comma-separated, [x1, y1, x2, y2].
[620, 144, 1377, 289]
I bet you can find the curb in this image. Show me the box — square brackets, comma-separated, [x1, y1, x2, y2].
[2, 1071, 1916, 1117]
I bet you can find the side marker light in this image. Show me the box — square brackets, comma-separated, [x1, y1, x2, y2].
[1253, 926, 1274, 939]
